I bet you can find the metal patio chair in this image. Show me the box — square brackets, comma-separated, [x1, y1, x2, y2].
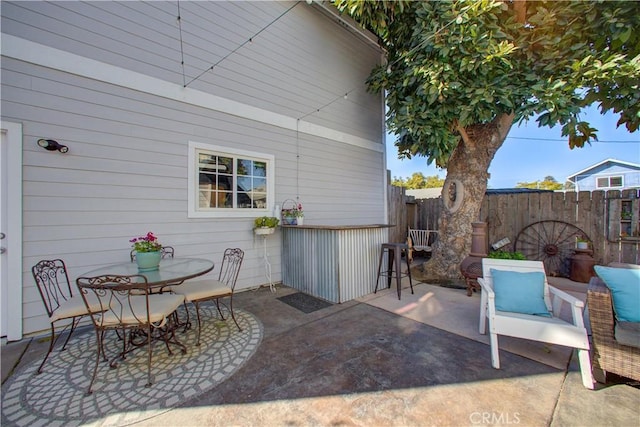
[76, 274, 185, 394]
[32, 259, 102, 374]
[171, 248, 244, 346]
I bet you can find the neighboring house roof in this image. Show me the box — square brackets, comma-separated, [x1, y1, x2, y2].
[566, 158, 640, 182]
[485, 188, 554, 194]
[406, 187, 553, 199]
[406, 188, 443, 199]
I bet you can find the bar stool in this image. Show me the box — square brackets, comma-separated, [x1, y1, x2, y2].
[375, 242, 414, 300]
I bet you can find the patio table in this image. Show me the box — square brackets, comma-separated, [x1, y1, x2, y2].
[79, 257, 215, 290]
[79, 257, 215, 340]
[77, 257, 216, 362]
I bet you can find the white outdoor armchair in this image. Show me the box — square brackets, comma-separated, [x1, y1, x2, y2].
[478, 258, 594, 389]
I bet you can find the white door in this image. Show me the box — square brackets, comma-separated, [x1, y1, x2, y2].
[1, 121, 23, 341]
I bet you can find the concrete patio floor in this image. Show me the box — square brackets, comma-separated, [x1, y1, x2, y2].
[2, 274, 639, 426]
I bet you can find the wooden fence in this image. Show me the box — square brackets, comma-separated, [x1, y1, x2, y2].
[400, 188, 639, 266]
[387, 183, 408, 243]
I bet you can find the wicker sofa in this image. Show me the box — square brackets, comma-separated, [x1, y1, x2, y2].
[587, 263, 640, 383]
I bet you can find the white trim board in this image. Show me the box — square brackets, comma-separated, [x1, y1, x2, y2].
[1, 34, 383, 154]
[0, 121, 23, 342]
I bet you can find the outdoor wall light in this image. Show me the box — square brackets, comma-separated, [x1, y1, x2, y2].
[37, 139, 69, 153]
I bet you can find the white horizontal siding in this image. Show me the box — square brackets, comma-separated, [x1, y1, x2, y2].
[2, 0, 383, 142]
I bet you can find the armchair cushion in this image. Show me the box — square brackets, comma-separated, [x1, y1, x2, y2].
[490, 269, 550, 317]
[615, 322, 640, 349]
[594, 266, 640, 322]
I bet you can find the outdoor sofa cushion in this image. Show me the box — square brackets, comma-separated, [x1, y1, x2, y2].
[490, 269, 550, 317]
[615, 322, 640, 349]
[594, 265, 640, 323]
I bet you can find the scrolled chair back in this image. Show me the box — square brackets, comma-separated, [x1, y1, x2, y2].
[76, 274, 155, 328]
[32, 259, 73, 317]
[218, 248, 244, 290]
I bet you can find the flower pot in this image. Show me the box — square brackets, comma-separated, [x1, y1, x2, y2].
[282, 216, 297, 225]
[135, 251, 161, 271]
[576, 242, 589, 250]
[255, 227, 275, 235]
[296, 216, 304, 226]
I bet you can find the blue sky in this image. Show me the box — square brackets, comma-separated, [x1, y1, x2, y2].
[385, 105, 640, 188]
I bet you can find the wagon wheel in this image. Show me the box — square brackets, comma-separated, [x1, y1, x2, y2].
[514, 220, 591, 277]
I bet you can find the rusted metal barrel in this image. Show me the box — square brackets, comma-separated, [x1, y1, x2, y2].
[570, 249, 596, 283]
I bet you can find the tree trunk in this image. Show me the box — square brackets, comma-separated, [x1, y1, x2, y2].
[424, 113, 514, 280]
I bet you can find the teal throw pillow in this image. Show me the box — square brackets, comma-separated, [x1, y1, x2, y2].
[594, 266, 640, 323]
[491, 269, 551, 317]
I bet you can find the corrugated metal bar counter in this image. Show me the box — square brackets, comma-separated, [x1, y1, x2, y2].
[281, 224, 391, 303]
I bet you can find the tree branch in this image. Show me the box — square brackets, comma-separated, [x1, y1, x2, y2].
[513, 0, 527, 24]
[454, 119, 472, 146]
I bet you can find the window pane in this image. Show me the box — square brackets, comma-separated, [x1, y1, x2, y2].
[199, 172, 215, 185]
[253, 177, 266, 192]
[237, 176, 252, 192]
[218, 156, 233, 174]
[610, 176, 623, 187]
[596, 177, 608, 188]
[253, 193, 267, 208]
[217, 191, 232, 208]
[237, 159, 252, 176]
[199, 190, 212, 208]
[198, 153, 216, 165]
[237, 192, 253, 208]
[218, 175, 232, 191]
[253, 161, 267, 177]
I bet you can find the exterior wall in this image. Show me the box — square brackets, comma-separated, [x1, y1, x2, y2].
[0, 1, 385, 336]
[574, 163, 640, 191]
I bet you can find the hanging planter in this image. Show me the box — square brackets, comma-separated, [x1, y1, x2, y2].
[281, 199, 304, 225]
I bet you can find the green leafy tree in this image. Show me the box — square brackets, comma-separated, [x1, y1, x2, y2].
[391, 176, 407, 187]
[394, 172, 445, 189]
[516, 176, 564, 190]
[336, 0, 639, 278]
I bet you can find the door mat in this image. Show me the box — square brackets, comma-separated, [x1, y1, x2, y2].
[277, 292, 333, 314]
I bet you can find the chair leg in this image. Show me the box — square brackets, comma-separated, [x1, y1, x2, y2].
[145, 324, 152, 388]
[404, 248, 414, 295]
[479, 293, 487, 334]
[194, 301, 203, 346]
[215, 299, 226, 320]
[37, 324, 57, 374]
[374, 248, 385, 294]
[99, 330, 108, 362]
[490, 332, 500, 369]
[61, 316, 81, 351]
[227, 297, 242, 332]
[180, 300, 192, 332]
[87, 329, 102, 395]
[388, 248, 394, 291]
[577, 349, 595, 389]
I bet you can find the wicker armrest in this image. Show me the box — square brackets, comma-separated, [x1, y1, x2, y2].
[587, 277, 615, 340]
[587, 274, 640, 382]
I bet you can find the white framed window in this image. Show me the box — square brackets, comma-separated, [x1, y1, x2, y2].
[188, 141, 275, 218]
[596, 175, 623, 189]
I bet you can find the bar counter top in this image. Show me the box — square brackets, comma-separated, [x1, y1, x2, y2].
[281, 224, 393, 230]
